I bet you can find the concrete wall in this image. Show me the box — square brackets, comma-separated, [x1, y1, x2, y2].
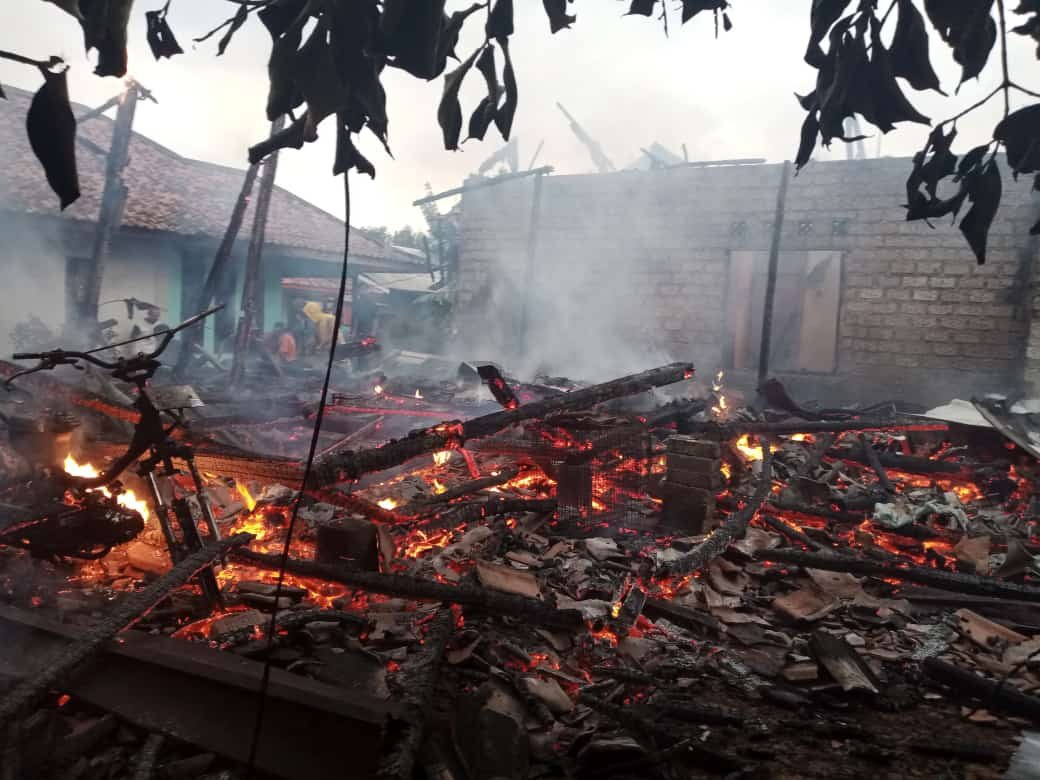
[454, 158, 1040, 406]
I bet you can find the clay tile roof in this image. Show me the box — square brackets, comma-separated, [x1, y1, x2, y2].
[0, 85, 422, 270]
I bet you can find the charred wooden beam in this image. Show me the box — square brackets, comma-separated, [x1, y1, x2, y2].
[405, 468, 521, 511]
[0, 533, 252, 728]
[230, 548, 584, 629]
[378, 608, 453, 779]
[680, 418, 944, 439]
[758, 514, 825, 552]
[756, 548, 1040, 602]
[658, 447, 773, 577]
[312, 363, 694, 484]
[827, 446, 966, 475]
[859, 435, 896, 495]
[0, 361, 138, 424]
[0, 604, 391, 780]
[581, 695, 743, 774]
[922, 657, 1040, 723]
[308, 488, 408, 524]
[764, 498, 864, 525]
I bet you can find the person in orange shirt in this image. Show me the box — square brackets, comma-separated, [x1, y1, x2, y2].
[268, 322, 297, 363]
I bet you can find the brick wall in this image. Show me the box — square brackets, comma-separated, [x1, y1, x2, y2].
[455, 158, 1040, 405]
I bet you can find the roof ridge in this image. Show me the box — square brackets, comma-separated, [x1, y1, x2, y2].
[3, 80, 353, 231]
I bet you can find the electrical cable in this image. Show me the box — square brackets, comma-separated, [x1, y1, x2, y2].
[243, 171, 352, 774]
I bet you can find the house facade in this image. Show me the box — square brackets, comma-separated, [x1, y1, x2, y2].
[0, 86, 423, 355]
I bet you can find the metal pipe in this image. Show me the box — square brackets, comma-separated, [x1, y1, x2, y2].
[757, 160, 792, 386]
[412, 166, 554, 206]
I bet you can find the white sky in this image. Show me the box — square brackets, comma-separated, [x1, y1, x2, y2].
[1, 1, 1038, 230]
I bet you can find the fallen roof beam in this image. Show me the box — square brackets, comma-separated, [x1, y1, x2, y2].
[0, 605, 393, 780]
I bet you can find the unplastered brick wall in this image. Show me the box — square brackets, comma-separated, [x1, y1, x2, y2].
[455, 157, 1039, 404]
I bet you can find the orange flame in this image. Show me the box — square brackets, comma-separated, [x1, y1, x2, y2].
[64, 455, 150, 521]
[236, 481, 257, 512]
[735, 435, 763, 461]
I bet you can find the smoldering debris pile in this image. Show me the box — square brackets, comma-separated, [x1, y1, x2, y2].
[0, 358, 1039, 778]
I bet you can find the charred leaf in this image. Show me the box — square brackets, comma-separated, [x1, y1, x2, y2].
[436, 3, 485, 74]
[467, 45, 500, 142]
[79, 0, 133, 76]
[293, 19, 346, 141]
[959, 157, 1002, 264]
[543, 0, 576, 33]
[994, 104, 1040, 176]
[258, 0, 310, 39]
[248, 115, 307, 165]
[628, 0, 658, 15]
[957, 143, 990, 178]
[925, 0, 997, 85]
[496, 36, 518, 140]
[806, 0, 852, 67]
[334, 120, 376, 179]
[681, 0, 729, 24]
[795, 110, 820, 171]
[890, 0, 943, 93]
[487, 0, 514, 39]
[438, 47, 481, 150]
[1013, 0, 1040, 59]
[325, 0, 390, 154]
[145, 0, 183, 60]
[382, 0, 446, 79]
[26, 69, 79, 210]
[263, 5, 307, 120]
[868, 16, 930, 131]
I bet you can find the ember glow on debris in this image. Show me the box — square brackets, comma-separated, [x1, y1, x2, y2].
[377, 497, 399, 510]
[373, 384, 384, 395]
[433, 450, 451, 467]
[64, 454, 150, 521]
[414, 389, 423, 399]
[235, 481, 257, 512]
[735, 435, 763, 461]
[432, 478, 447, 494]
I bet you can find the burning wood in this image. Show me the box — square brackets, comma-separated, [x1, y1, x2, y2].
[2, 358, 1038, 777]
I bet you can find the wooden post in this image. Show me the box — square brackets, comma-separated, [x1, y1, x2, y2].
[172, 161, 260, 377]
[757, 161, 792, 387]
[79, 82, 138, 328]
[230, 116, 284, 386]
[517, 171, 546, 356]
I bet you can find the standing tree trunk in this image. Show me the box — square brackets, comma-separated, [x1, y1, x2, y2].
[230, 116, 284, 386]
[79, 82, 138, 330]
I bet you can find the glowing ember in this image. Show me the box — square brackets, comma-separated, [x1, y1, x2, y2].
[401, 526, 459, 558]
[236, 481, 257, 512]
[721, 462, 732, 479]
[373, 385, 384, 395]
[735, 435, 763, 461]
[432, 479, 447, 495]
[64, 454, 150, 522]
[433, 450, 451, 467]
[377, 498, 398, 510]
[790, 433, 810, 442]
[414, 389, 423, 399]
